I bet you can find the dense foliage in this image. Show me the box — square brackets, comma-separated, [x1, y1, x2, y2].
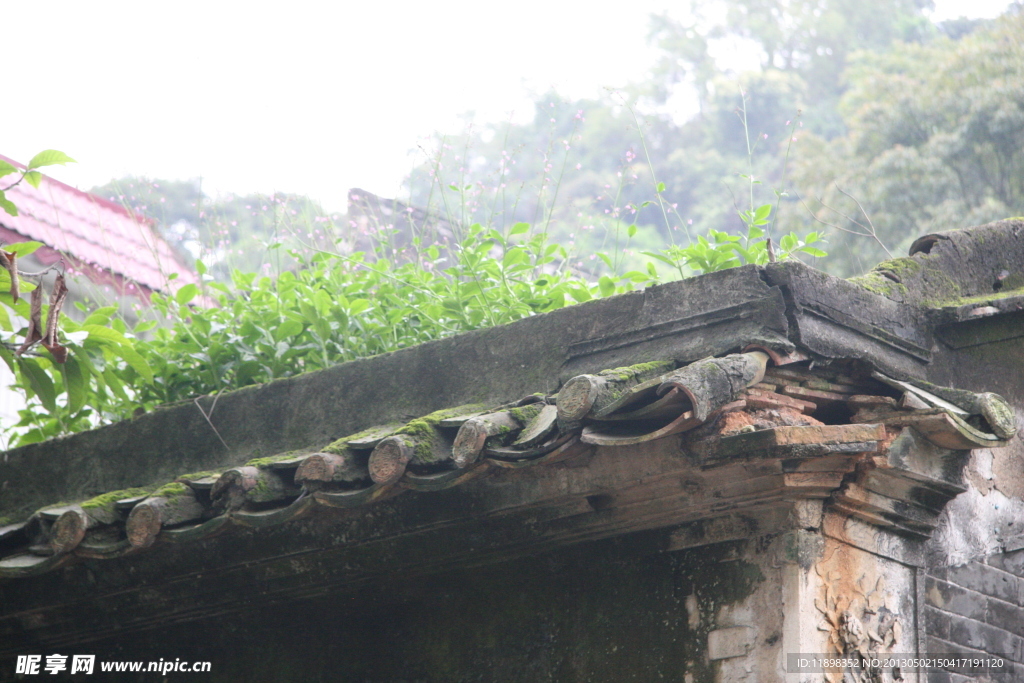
[1, 217, 821, 446]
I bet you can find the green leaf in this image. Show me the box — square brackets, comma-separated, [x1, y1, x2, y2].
[64, 355, 87, 414]
[502, 247, 528, 268]
[274, 319, 304, 341]
[23, 171, 43, 189]
[568, 287, 592, 303]
[0, 160, 18, 178]
[15, 429, 47, 447]
[509, 222, 530, 236]
[0, 191, 17, 217]
[754, 204, 772, 223]
[102, 367, 129, 402]
[7, 241, 44, 257]
[17, 357, 57, 412]
[175, 283, 198, 306]
[656, 182, 666, 193]
[27, 150, 76, 170]
[83, 324, 131, 346]
[313, 289, 331, 314]
[641, 251, 677, 268]
[598, 276, 616, 298]
[110, 343, 154, 383]
[0, 344, 14, 373]
[627, 224, 637, 238]
[83, 307, 116, 326]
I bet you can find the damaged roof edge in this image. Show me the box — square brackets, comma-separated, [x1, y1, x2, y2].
[847, 218, 1024, 310]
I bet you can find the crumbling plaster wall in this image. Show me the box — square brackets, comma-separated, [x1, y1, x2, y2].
[924, 434, 1024, 683]
[921, 303, 1024, 681]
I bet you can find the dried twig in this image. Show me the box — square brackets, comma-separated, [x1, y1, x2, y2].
[798, 184, 893, 258]
[193, 390, 230, 452]
[833, 184, 892, 258]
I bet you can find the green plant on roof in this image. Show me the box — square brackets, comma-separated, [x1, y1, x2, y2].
[1, 86, 833, 451]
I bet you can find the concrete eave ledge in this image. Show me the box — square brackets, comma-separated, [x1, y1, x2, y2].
[0, 220, 1021, 653]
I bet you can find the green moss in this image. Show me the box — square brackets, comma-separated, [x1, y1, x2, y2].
[921, 286, 1024, 309]
[919, 269, 961, 302]
[875, 257, 922, 277]
[599, 360, 674, 383]
[34, 501, 71, 515]
[175, 470, 222, 482]
[81, 487, 156, 511]
[849, 255, 977, 304]
[322, 422, 406, 455]
[849, 272, 907, 298]
[323, 440, 355, 456]
[246, 449, 311, 468]
[397, 418, 436, 439]
[508, 403, 543, 425]
[420, 404, 491, 424]
[322, 412, 481, 457]
[151, 482, 190, 500]
[399, 423, 440, 463]
[1002, 273, 1024, 290]
[388, 405, 488, 465]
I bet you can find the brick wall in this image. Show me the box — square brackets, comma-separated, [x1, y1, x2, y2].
[926, 547, 1024, 682]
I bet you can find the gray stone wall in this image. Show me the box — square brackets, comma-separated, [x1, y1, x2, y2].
[926, 547, 1024, 682]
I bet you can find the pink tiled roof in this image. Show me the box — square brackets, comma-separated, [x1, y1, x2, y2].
[0, 154, 199, 298]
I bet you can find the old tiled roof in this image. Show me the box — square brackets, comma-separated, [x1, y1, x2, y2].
[0, 154, 199, 298]
[0, 348, 1012, 579]
[1, 219, 1022, 652]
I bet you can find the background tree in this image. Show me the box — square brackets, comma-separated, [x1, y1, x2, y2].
[403, 0, 1022, 277]
[90, 177, 335, 280]
[787, 9, 1024, 273]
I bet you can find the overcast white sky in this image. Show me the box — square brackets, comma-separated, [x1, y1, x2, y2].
[3, 0, 1013, 213]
